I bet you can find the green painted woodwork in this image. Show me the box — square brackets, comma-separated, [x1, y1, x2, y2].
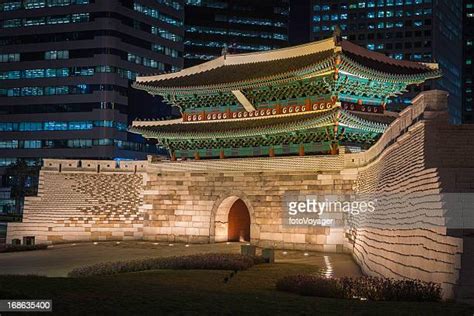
[138, 53, 439, 114]
[131, 47, 439, 159]
[160, 73, 414, 113]
[173, 142, 333, 159]
[131, 108, 386, 158]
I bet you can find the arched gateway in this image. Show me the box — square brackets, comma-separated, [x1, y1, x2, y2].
[212, 196, 253, 242]
[227, 199, 251, 242]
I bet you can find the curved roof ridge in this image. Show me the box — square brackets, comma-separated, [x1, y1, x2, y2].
[136, 56, 225, 83]
[136, 37, 336, 84]
[223, 37, 336, 65]
[340, 40, 431, 70]
[134, 37, 440, 92]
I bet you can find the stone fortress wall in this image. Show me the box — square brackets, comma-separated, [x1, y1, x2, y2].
[7, 161, 148, 244]
[142, 154, 355, 252]
[347, 91, 474, 299]
[6, 90, 474, 299]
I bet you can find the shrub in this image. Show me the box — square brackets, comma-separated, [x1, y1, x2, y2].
[0, 244, 48, 253]
[339, 276, 441, 302]
[276, 275, 441, 302]
[68, 253, 264, 277]
[276, 275, 343, 298]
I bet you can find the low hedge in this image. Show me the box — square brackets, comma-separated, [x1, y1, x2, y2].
[69, 253, 265, 277]
[276, 275, 441, 302]
[276, 274, 343, 298]
[339, 276, 442, 301]
[0, 244, 48, 253]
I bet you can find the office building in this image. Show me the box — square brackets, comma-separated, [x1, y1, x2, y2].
[0, 0, 184, 214]
[0, 0, 184, 163]
[463, 0, 473, 122]
[310, 0, 463, 122]
[184, 0, 289, 67]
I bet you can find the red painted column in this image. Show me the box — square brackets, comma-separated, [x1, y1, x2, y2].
[299, 144, 305, 156]
[269, 147, 275, 157]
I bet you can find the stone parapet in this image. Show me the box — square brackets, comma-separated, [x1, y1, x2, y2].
[42, 159, 148, 173]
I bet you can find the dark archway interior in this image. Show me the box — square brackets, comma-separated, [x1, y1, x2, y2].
[227, 199, 251, 242]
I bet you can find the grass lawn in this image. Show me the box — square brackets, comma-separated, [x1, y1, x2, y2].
[0, 262, 473, 315]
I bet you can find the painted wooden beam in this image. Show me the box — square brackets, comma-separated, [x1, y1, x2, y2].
[231, 90, 256, 112]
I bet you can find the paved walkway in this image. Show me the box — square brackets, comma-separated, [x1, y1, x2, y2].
[0, 241, 361, 277]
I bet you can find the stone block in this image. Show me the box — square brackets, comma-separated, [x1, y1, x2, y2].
[262, 248, 275, 263]
[241, 244, 256, 256]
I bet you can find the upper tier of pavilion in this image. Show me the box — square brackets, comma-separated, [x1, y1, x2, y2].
[132, 36, 440, 114]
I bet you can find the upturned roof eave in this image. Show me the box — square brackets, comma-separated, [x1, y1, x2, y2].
[132, 59, 336, 96]
[135, 37, 337, 84]
[133, 61, 441, 97]
[128, 108, 388, 141]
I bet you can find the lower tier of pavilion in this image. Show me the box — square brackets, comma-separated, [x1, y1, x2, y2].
[130, 105, 395, 159]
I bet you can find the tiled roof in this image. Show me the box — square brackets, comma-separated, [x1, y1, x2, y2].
[131, 110, 337, 136]
[349, 111, 398, 125]
[130, 109, 388, 139]
[137, 49, 334, 88]
[341, 41, 434, 75]
[134, 37, 439, 90]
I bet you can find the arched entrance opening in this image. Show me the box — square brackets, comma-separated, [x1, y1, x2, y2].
[212, 196, 253, 243]
[227, 199, 250, 242]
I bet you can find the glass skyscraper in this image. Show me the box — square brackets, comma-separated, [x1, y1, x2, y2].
[0, 0, 184, 164]
[463, 0, 473, 122]
[183, 0, 289, 67]
[0, 0, 184, 215]
[310, 0, 463, 123]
